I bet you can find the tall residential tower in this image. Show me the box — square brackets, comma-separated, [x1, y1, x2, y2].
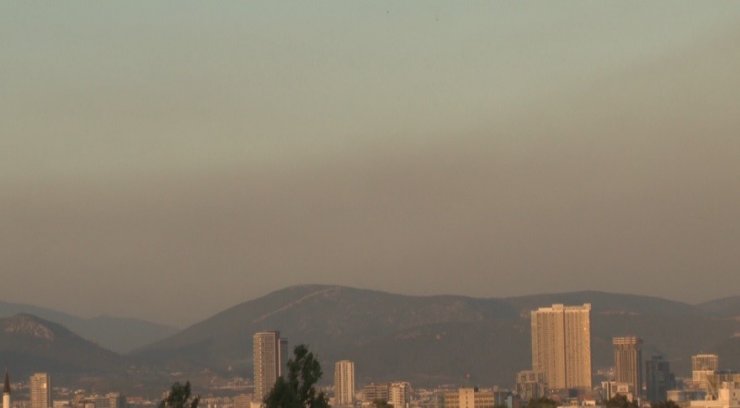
[531, 304, 592, 390]
[253, 331, 288, 403]
[645, 355, 675, 402]
[613, 336, 643, 398]
[334, 360, 355, 406]
[3, 372, 10, 408]
[30, 373, 51, 408]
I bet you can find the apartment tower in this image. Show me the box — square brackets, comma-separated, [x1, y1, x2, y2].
[531, 304, 592, 390]
[334, 360, 355, 406]
[3, 372, 10, 408]
[30, 373, 51, 408]
[613, 336, 643, 398]
[645, 355, 675, 402]
[253, 331, 288, 403]
[692, 354, 719, 394]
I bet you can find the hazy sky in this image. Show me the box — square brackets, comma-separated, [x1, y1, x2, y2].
[2, 2, 739, 326]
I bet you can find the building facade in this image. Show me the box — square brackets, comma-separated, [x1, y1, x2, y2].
[613, 337, 642, 399]
[516, 370, 547, 401]
[441, 388, 495, 408]
[389, 382, 411, 408]
[30, 373, 52, 408]
[645, 355, 675, 402]
[531, 304, 592, 390]
[253, 331, 287, 403]
[334, 360, 355, 406]
[693, 354, 720, 396]
[3, 372, 10, 408]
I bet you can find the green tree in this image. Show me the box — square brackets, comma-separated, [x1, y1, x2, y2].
[159, 381, 200, 408]
[265, 344, 329, 408]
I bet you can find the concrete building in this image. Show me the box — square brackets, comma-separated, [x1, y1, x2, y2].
[689, 383, 739, 408]
[441, 388, 495, 408]
[692, 354, 720, 395]
[253, 331, 287, 403]
[646, 355, 675, 402]
[531, 304, 592, 390]
[389, 382, 411, 408]
[516, 371, 547, 401]
[30, 373, 52, 408]
[334, 360, 355, 406]
[362, 383, 390, 404]
[3, 372, 10, 408]
[613, 337, 642, 399]
[602, 382, 634, 402]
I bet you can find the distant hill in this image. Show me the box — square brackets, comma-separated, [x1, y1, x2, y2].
[134, 285, 740, 387]
[697, 296, 740, 318]
[0, 301, 177, 353]
[0, 314, 125, 383]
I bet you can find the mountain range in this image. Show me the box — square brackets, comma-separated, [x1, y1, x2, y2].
[0, 301, 178, 354]
[1, 285, 738, 392]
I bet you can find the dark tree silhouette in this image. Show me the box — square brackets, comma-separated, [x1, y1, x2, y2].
[265, 344, 329, 408]
[372, 399, 393, 408]
[606, 395, 638, 408]
[527, 397, 558, 408]
[159, 381, 200, 408]
[651, 401, 680, 408]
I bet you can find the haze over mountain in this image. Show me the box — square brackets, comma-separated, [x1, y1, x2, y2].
[0, 301, 177, 353]
[2, 2, 740, 326]
[0, 314, 124, 384]
[135, 285, 740, 387]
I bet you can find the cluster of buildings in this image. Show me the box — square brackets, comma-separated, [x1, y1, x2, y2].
[515, 304, 739, 408]
[4, 304, 738, 408]
[249, 304, 740, 408]
[0, 372, 127, 408]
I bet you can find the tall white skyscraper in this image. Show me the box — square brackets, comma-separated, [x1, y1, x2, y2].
[334, 360, 355, 406]
[3, 372, 10, 408]
[531, 304, 592, 390]
[30, 373, 51, 408]
[253, 331, 287, 403]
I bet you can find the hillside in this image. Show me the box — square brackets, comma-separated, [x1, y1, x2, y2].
[0, 301, 177, 353]
[697, 296, 740, 318]
[0, 314, 125, 383]
[134, 285, 740, 387]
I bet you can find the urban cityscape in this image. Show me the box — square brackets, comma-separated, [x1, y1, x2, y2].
[2, 3, 739, 408]
[1, 297, 738, 408]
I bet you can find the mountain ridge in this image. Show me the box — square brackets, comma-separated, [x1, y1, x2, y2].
[133, 284, 739, 387]
[0, 300, 178, 354]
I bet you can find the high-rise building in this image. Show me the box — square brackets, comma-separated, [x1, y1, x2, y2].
[389, 382, 411, 408]
[613, 337, 643, 399]
[3, 372, 10, 408]
[645, 355, 675, 402]
[692, 354, 720, 394]
[334, 360, 355, 406]
[516, 370, 547, 401]
[531, 304, 592, 390]
[30, 373, 52, 408]
[693, 354, 720, 372]
[253, 331, 287, 403]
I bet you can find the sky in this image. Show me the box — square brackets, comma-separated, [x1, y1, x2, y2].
[1, 1, 739, 327]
